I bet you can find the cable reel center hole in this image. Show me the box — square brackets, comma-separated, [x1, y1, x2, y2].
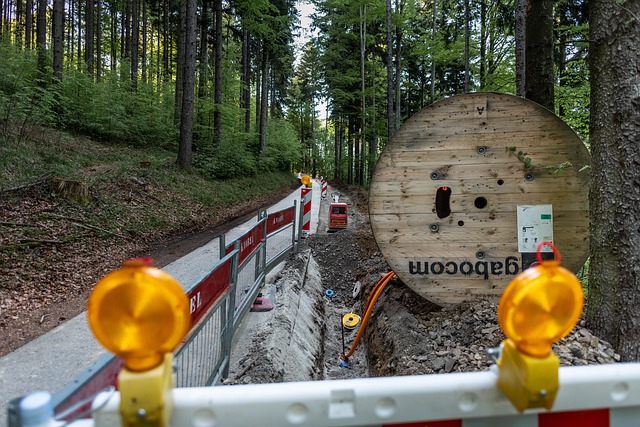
[474, 197, 487, 209]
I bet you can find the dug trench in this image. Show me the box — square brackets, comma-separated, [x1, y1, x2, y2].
[225, 184, 620, 385]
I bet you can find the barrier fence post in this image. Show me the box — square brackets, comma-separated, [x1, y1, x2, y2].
[301, 187, 312, 237]
[293, 200, 299, 254]
[321, 179, 327, 199]
[255, 213, 266, 283]
[296, 196, 304, 248]
[219, 234, 226, 260]
[222, 241, 240, 380]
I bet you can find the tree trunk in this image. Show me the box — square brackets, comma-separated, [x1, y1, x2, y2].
[213, 0, 222, 149]
[110, 0, 116, 71]
[464, 0, 470, 92]
[386, 0, 393, 142]
[347, 114, 353, 184]
[394, 0, 401, 130]
[359, 4, 366, 186]
[174, 0, 185, 125]
[369, 69, 377, 182]
[311, 98, 316, 178]
[488, 17, 496, 76]
[430, 0, 436, 103]
[270, 72, 276, 118]
[96, 0, 102, 80]
[241, 24, 250, 132]
[163, 0, 169, 81]
[69, 0, 75, 65]
[16, 0, 23, 49]
[555, 1, 569, 118]
[479, 0, 486, 89]
[255, 41, 262, 131]
[524, 0, 554, 110]
[586, 0, 640, 362]
[36, 0, 46, 85]
[124, 0, 130, 60]
[131, 0, 138, 91]
[78, 0, 83, 70]
[354, 117, 360, 184]
[300, 107, 305, 169]
[141, 0, 146, 84]
[177, 0, 197, 168]
[197, 0, 209, 132]
[515, 0, 525, 97]
[156, 18, 161, 87]
[334, 116, 341, 181]
[1, 0, 3, 38]
[52, 0, 63, 82]
[85, 0, 94, 77]
[259, 52, 269, 159]
[25, 0, 32, 49]
[198, 0, 209, 97]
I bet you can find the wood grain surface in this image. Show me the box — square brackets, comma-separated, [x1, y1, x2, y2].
[369, 93, 590, 306]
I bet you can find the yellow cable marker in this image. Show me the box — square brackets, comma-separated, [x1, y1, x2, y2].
[342, 313, 361, 330]
[87, 258, 191, 427]
[496, 242, 583, 412]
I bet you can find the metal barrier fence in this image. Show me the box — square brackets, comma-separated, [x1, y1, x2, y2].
[52, 201, 300, 420]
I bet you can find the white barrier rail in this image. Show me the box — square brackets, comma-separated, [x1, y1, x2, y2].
[73, 363, 640, 427]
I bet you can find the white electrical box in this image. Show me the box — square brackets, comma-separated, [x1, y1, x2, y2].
[517, 205, 553, 252]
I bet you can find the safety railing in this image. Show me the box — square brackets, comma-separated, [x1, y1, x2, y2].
[51, 201, 299, 421]
[77, 363, 640, 427]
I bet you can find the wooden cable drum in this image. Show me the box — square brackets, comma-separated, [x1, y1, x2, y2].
[369, 93, 590, 307]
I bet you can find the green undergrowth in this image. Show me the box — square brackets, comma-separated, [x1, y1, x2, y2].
[0, 128, 297, 240]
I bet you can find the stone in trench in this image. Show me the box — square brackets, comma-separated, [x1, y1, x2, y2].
[432, 358, 446, 371]
[444, 357, 456, 373]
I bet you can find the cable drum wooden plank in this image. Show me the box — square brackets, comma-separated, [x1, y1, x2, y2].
[369, 93, 590, 307]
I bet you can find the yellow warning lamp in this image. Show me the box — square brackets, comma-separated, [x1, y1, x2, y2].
[301, 175, 311, 187]
[496, 241, 583, 412]
[88, 258, 191, 427]
[88, 258, 190, 372]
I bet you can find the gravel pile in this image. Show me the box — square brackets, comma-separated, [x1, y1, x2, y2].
[366, 286, 620, 377]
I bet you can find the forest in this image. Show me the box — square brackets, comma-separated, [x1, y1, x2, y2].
[0, 0, 638, 360]
[1, 0, 593, 181]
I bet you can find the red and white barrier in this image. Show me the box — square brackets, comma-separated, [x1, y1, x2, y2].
[321, 179, 328, 199]
[92, 363, 640, 427]
[301, 187, 312, 234]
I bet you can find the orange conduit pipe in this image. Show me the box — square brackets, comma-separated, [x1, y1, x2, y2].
[342, 271, 396, 360]
[364, 271, 395, 312]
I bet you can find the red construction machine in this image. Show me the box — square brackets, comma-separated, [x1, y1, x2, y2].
[328, 193, 348, 231]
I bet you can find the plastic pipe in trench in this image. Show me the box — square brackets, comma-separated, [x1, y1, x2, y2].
[342, 271, 396, 360]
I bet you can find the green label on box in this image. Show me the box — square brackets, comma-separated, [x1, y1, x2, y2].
[541, 214, 552, 220]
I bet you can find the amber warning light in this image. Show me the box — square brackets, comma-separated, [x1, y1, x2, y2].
[495, 241, 583, 412]
[87, 259, 192, 426]
[87, 258, 191, 372]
